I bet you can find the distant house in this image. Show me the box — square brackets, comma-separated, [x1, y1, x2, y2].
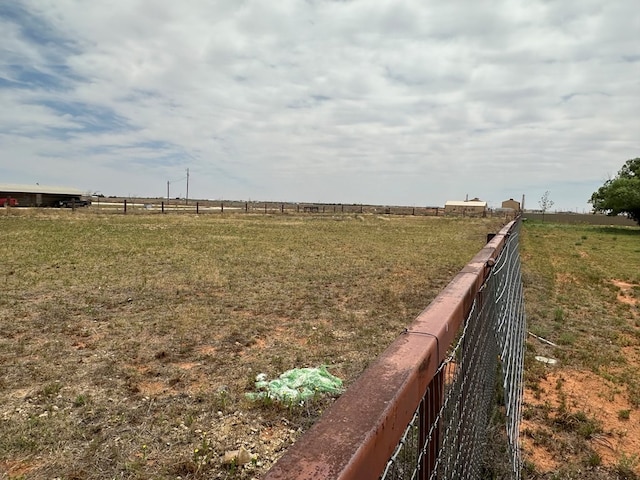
[444, 199, 487, 217]
[501, 198, 521, 211]
[0, 184, 89, 207]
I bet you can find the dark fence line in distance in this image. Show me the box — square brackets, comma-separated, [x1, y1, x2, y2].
[523, 212, 637, 226]
[87, 199, 519, 220]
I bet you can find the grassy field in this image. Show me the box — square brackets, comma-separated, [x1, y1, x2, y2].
[521, 220, 640, 479]
[0, 209, 507, 479]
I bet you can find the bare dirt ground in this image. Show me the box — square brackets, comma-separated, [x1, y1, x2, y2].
[522, 367, 640, 475]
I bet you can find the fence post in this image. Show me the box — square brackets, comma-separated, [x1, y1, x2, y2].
[221, 202, 224, 214]
[419, 373, 443, 479]
[245, 202, 248, 213]
[161, 201, 164, 213]
[265, 203, 267, 214]
[281, 204, 284, 213]
[196, 202, 199, 214]
[124, 199, 127, 214]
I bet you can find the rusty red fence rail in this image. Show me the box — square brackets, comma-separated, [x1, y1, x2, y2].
[264, 219, 525, 480]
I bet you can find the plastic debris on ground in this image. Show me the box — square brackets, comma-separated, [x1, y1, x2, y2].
[534, 355, 558, 365]
[245, 366, 343, 404]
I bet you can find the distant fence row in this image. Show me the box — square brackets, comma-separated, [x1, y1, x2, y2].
[264, 219, 526, 480]
[523, 212, 637, 226]
[50, 201, 636, 225]
[82, 200, 518, 219]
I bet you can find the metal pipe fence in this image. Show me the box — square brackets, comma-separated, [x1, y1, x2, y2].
[264, 219, 526, 480]
[381, 220, 525, 480]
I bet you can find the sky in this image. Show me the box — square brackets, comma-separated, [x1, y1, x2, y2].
[1, 1, 638, 212]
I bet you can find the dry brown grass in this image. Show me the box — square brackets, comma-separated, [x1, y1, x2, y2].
[0, 209, 506, 479]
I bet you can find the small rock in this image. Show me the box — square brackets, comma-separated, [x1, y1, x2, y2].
[223, 447, 252, 465]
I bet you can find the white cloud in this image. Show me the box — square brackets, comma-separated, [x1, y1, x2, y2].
[0, 0, 638, 210]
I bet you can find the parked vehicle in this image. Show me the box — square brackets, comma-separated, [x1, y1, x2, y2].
[55, 198, 91, 208]
[0, 198, 18, 207]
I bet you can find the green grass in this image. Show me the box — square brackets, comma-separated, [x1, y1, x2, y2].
[522, 221, 640, 370]
[0, 209, 506, 479]
[521, 219, 640, 479]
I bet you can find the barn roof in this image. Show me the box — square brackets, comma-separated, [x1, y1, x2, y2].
[445, 200, 487, 207]
[0, 184, 85, 196]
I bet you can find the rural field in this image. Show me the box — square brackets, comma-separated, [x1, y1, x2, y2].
[1, 209, 638, 480]
[520, 220, 640, 479]
[0, 209, 507, 479]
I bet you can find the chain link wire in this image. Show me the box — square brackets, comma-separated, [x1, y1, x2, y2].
[381, 221, 526, 480]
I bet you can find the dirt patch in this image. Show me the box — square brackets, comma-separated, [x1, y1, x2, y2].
[198, 345, 217, 356]
[175, 362, 200, 370]
[522, 369, 640, 475]
[612, 280, 637, 289]
[622, 346, 640, 365]
[612, 279, 640, 307]
[138, 381, 171, 396]
[0, 460, 36, 477]
[519, 418, 559, 472]
[556, 273, 579, 285]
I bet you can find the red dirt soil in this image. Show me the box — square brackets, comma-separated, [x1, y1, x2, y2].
[521, 280, 640, 476]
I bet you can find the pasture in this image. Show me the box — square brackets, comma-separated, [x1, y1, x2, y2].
[521, 221, 640, 478]
[0, 210, 506, 479]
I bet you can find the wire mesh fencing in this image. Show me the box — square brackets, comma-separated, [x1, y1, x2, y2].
[381, 221, 526, 480]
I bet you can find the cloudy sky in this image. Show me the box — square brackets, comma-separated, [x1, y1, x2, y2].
[1, 0, 638, 211]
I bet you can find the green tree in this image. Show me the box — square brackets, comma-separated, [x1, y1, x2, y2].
[589, 158, 640, 224]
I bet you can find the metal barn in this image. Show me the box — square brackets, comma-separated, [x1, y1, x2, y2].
[444, 200, 488, 216]
[0, 184, 88, 207]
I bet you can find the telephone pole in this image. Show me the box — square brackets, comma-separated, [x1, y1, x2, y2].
[186, 168, 189, 205]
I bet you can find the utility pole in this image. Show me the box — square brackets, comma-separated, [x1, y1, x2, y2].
[186, 168, 189, 205]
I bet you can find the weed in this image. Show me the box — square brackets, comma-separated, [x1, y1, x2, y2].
[141, 443, 148, 462]
[618, 409, 631, 420]
[557, 331, 577, 345]
[586, 451, 602, 467]
[616, 453, 640, 479]
[41, 382, 62, 397]
[192, 432, 214, 474]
